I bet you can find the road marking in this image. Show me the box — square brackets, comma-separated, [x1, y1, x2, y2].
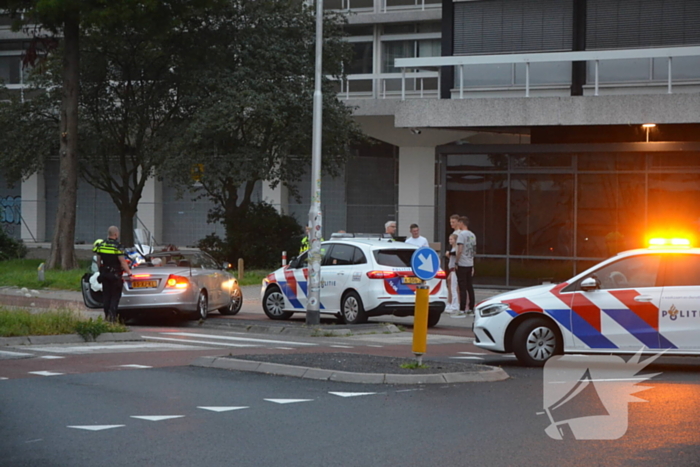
[145, 336, 258, 348]
[458, 352, 487, 355]
[449, 356, 484, 360]
[264, 399, 314, 404]
[130, 415, 185, 422]
[30, 343, 204, 353]
[329, 392, 376, 398]
[197, 406, 249, 412]
[0, 377, 8, 380]
[274, 347, 294, 350]
[0, 350, 33, 357]
[366, 345, 384, 348]
[39, 356, 65, 359]
[29, 371, 64, 376]
[329, 345, 353, 349]
[68, 425, 125, 431]
[118, 364, 152, 369]
[166, 332, 318, 347]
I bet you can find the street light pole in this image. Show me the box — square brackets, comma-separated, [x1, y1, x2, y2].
[306, 0, 324, 325]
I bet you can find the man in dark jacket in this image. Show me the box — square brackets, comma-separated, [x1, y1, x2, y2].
[94, 226, 131, 322]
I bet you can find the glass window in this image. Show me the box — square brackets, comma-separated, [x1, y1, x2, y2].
[650, 153, 700, 168]
[447, 154, 509, 172]
[511, 154, 573, 169]
[575, 254, 661, 290]
[383, 24, 416, 35]
[514, 62, 571, 85]
[417, 22, 441, 33]
[508, 258, 574, 288]
[345, 25, 374, 36]
[510, 174, 574, 257]
[382, 40, 413, 73]
[446, 173, 507, 255]
[577, 153, 645, 171]
[653, 57, 700, 81]
[0, 56, 21, 84]
[373, 248, 414, 267]
[471, 257, 507, 287]
[417, 39, 440, 58]
[662, 254, 700, 287]
[325, 244, 356, 266]
[588, 58, 650, 83]
[458, 63, 513, 87]
[648, 173, 700, 237]
[577, 174, 646, 258]
[352, 247, 367, 265]
[348, 42, 373, 75]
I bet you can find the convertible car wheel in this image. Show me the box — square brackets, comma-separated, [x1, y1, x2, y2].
[195, 291, 208, 320]
[219, 287, 242, 315]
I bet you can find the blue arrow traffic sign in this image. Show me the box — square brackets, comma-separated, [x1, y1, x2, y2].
[410, 247, 440, 281]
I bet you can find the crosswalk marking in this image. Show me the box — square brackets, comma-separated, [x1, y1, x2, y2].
[68, 425, 124, 431]
[31, 343, 203, 354]
[131, 415, 184, 422]
[197, 406, 249, 412]
[165, 332, 318, 347]
[145, 336, 258, 348]
[264, 399, 313, 405]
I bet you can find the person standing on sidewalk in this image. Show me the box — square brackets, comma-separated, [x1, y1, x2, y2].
[452, 216, 476, 318]
[404, 223, 429, 247]
[444, 233, 460, 313]
[94, 226, 131, 322]
[383, 221, 397, 238]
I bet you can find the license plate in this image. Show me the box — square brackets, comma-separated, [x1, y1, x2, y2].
[402, 277, 422, 284]
[132, 280, 157, 289]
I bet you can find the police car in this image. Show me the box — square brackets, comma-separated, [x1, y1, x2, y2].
[261, 236, 447, 326]
[474, 238, 700, 366]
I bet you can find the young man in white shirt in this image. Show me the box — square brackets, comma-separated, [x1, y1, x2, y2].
[404, 223, 429, 248]
[452, 216, 476, 318]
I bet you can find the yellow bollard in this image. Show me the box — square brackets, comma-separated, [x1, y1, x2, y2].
[237, 258, 244, 280]
[412, 283, 429, 364]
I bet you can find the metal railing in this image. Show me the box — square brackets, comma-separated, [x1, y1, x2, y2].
[395, 46, 700, 100]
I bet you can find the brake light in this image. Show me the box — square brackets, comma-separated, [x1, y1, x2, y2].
[165, 274, 189, 289]
[435, 270, 447, 280]
[132, 274, 151, 279]
[367, 270, 398, 279]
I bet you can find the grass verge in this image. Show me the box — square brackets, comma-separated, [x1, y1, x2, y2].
[0, 259, 89, 292]
[0, 307, 128, 339]
[237, 269, 268, 287]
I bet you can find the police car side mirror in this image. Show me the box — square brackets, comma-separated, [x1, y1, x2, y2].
[580, 276, 599, 292]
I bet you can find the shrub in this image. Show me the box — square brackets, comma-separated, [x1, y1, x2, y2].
[0, 227, 27, 261]
[198, 202, 302, 269]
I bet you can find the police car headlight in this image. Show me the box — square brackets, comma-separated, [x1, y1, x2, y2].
[479, 303, 510, 318]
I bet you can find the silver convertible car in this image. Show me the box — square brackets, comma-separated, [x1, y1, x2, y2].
[81, 250, 243, 321]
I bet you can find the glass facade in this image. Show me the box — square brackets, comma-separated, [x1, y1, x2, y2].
[443, 148, 700, 287]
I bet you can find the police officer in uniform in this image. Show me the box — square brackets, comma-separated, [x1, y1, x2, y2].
[94, 226, 131, 322]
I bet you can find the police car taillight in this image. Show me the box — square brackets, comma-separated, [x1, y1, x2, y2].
[435, 270, 447, 280]
[165, 275, 189, 289]
[367, 271, 398, 279]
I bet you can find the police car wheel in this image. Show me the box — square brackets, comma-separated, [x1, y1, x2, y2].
[219, 287, 242, 315]
[263, 286, 294, 320]
[341, 291, 367, 324]
[195, 291, 208, 320]
[513, 318, 561, 367]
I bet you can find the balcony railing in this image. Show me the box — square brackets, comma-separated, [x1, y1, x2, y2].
[337, 71, 439, 99]
[395, 46, 700, 100]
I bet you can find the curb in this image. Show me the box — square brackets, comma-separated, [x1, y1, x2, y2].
[191, 356, 509, 384]
[0, 331, 143, 347]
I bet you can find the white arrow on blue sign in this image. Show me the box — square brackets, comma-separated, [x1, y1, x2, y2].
[410, 247, 440, 281]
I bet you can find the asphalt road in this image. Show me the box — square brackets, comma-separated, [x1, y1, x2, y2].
[2, 358, 699, 467]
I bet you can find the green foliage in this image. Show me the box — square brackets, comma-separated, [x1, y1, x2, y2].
[197, 202, 302, 269]
[74, 316, 128, 341]
[399, 362, 429, 370]
[0, 259, 88, 290]
[0, 229, 28, 261]
[0, 308, 79, 337]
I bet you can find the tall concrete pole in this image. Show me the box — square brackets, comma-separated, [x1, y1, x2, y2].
[306, 0, 324, 325]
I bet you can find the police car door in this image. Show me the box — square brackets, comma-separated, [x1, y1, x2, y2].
[320, 244, 356, 312]
[567, 254, 664, 352]
[657, 253, 700, 350]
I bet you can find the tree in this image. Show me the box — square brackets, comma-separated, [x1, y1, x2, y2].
[163, 0, 364, 248]
[0, 0, 86, 269]
[0, 1, 216, 250]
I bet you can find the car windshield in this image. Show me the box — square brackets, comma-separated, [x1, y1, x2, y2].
[148, 252, 213, 269]
[373, 249, 415, 267]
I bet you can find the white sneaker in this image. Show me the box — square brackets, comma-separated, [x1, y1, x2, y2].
[451, 312, 466, 318]
[444, 308, 454, 314]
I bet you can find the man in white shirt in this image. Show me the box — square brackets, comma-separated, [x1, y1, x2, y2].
[453, 216, 476, 317]
[404, 223, 429, 248]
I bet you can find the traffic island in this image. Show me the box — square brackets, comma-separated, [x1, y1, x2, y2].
[191, 352, 509, 384]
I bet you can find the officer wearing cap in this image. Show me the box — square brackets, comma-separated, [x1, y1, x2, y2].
[93, 226, 131, 322]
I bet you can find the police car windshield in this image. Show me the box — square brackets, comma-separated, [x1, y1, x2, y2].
[373, 249, 414, 267]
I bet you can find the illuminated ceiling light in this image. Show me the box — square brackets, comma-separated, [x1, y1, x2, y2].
[642, 123, 656, 142]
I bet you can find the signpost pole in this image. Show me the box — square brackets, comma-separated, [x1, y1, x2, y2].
[306, 0, 324, 325]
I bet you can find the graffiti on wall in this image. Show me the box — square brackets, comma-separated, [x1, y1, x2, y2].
[1, 196, 21, 225]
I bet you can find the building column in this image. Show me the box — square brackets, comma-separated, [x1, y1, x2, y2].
[137, 176, 163, 244]
[20, 172, 45, 243]
[262, 182, 289, 215]
[398, 147, 435, 242]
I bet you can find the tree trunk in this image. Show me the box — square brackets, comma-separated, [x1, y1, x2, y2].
[47, 14, 80, 270]
[119, 206, 136, 248]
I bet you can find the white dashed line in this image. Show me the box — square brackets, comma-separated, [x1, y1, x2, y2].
[164, 332, 318, 346]
[130, 415, 185, 422]
[39, 356, 65, 359]
[29, 371, 64, 376]
[67, 425, 124, 431]
[329, 392, 376, 397]
[264, 399, 314, 404]
[197, 406, 249, 412]
[0, 350, 33, 357]
[145, 336, 257, 348]
[330, 345, 354, 349]
[450, 356, 484, 360]
[118, 364, 152, 369]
